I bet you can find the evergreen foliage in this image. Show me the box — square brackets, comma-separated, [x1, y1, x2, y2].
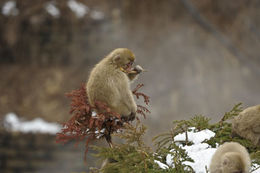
[92, 121, 194, 173]
[56, 84, 150, 162]
[93, 103, 260, 173]
[206, 103, 259, 154]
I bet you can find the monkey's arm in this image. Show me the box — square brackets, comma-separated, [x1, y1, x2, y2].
[118, 81, 137, 114]
[121, 89, 137, 121]
[125, 89, 137, 113]
[127, 73, 140, 81]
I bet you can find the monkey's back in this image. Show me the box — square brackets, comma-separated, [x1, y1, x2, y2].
[209, 142, 251, 173]
[232, 105, 260, 146]
[86, 58, 129, 112]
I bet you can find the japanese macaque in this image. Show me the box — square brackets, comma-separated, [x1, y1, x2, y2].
[86, 48, 145, 121]
[232, 104, 260, 146]
[209, 142, 251, 173]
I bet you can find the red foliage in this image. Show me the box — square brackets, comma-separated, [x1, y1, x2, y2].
[132, 84, 150, 105]
[133, 84, 151, 119]
[56, 83, 150, 161]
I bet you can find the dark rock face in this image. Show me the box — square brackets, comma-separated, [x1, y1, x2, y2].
[0, 131, 100, 173]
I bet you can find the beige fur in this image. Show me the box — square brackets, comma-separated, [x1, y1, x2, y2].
[209, 142, 251, 173]
[232, 104, 260, 146]
[86, 48, 141, 119]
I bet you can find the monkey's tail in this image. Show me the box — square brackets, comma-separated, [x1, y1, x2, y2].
[105, 133, 113, 148]
[104, 124, 114, 148]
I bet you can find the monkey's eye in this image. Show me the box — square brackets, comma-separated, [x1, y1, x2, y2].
[128, 61, 134, 66]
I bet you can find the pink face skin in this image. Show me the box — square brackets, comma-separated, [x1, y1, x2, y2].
[124, 61, 134, 73]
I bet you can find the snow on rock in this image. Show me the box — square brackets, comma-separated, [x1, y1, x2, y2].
[67, 0, 89, 18]
[45, 2, 60, 18]
[4, 113, 61, 134]
[2, 0, 19, 16]
[154, 160, 169, 169]
[174, 127, 215, 144]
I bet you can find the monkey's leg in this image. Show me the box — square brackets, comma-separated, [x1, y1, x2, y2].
[113, 99, 136, 122]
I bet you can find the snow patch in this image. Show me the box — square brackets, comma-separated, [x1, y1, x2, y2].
[2, 1, 19, 16]
[45, 2, 60, 18]
[252, 164, 260, 173]
[160, 127, 260, 173]
[166, 154, 174, 167]
[90, 10, 104, 20]
[166, 128, 216, 172]
[154, 160, 169, 169]
[67, 0, 89, 18]
[174, 128, 215, 144]
[4, 113, 61, 134]
[182, 143, 216, 173]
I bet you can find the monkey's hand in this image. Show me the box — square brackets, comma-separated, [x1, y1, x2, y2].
[128, 65, 146, 81]
[121, 111, 136, 122]
[131, 65, 145, 74]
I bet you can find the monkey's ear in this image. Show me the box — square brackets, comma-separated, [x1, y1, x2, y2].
[222, 158, 229, 166]
[113, 55, 121, 63]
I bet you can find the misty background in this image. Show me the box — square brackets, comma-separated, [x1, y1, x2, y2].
[0, 0, 259, 172]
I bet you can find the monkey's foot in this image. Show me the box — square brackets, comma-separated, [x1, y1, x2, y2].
[128, 112, 136, 121]
[121, 112, 136, 122]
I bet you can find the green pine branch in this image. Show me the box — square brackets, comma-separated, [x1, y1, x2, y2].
[92, 103, 260, 172]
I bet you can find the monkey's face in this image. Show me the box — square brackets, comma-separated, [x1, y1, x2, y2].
[112, 49, 135, 73]
[122, 59, 134, 72]
[222, 156, 243, 173]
